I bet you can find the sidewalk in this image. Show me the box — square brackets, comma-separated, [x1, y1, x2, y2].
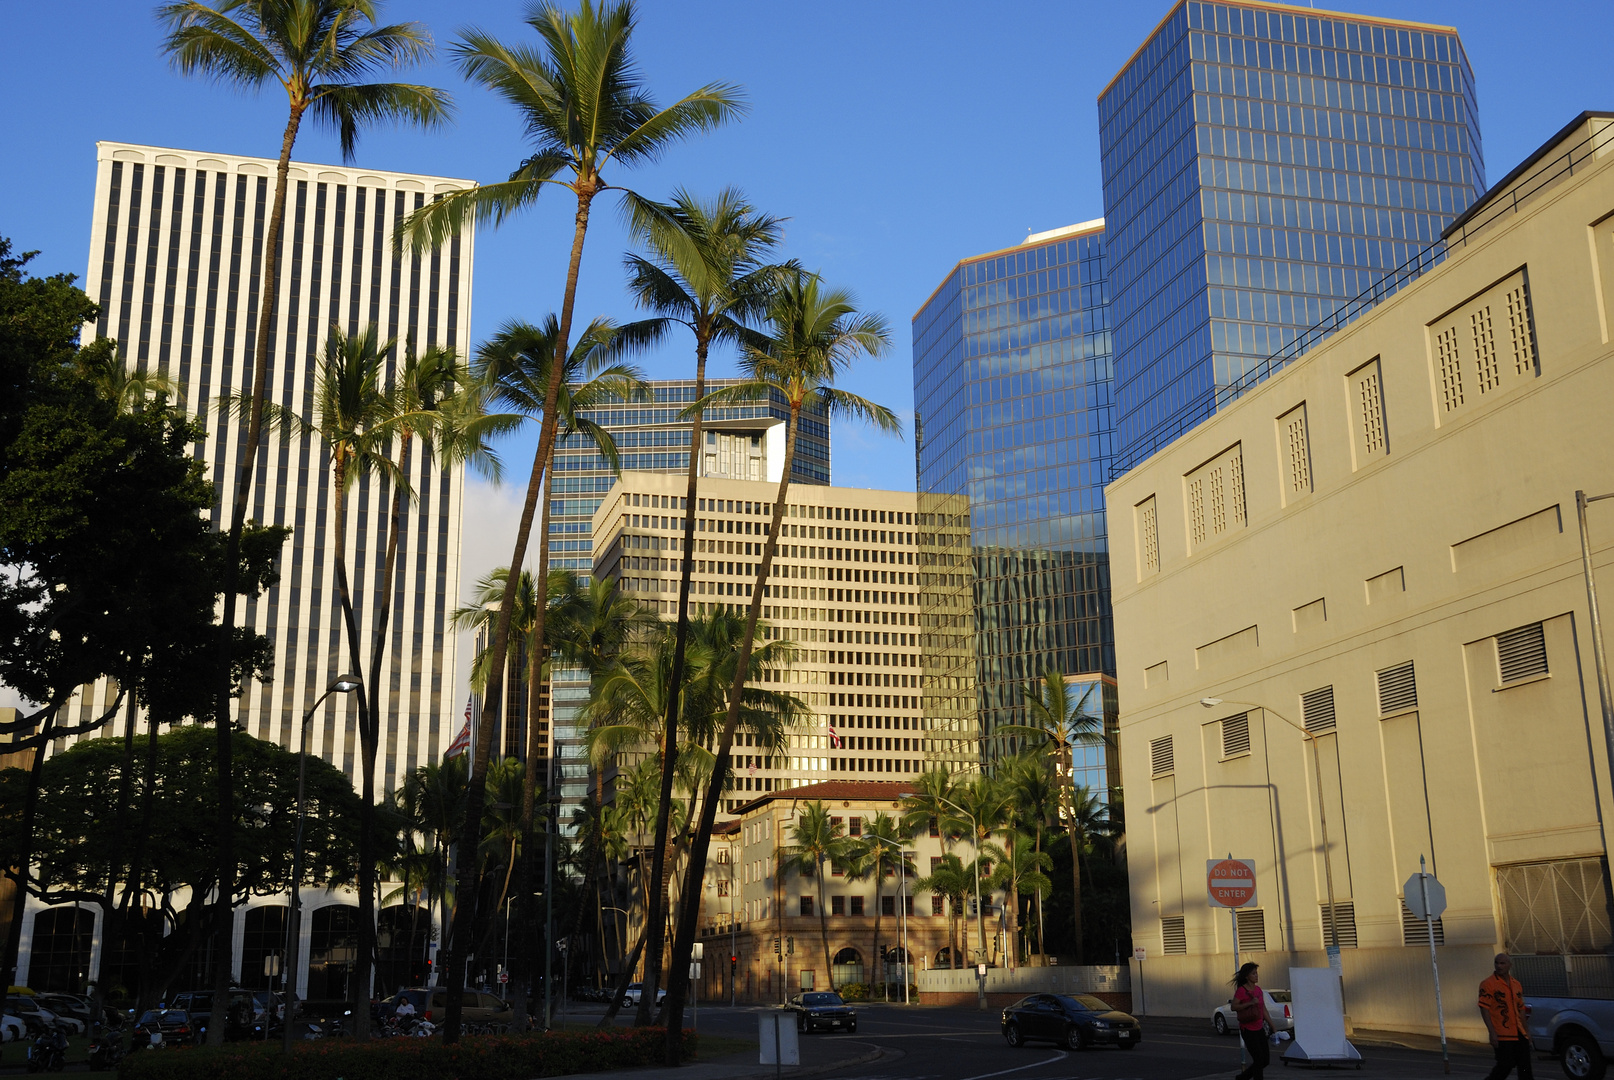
[1349, 1025, 1491, 1056]
[543, 1043, 890, 1080]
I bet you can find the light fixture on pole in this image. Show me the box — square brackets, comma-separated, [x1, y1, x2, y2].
[937, 795, 988, 1010]
[1574, 490, 1614, 929]
[865, 833, 913, 1005]
[282, 673, 361, 1054]
[1200, 697, 1343, 986]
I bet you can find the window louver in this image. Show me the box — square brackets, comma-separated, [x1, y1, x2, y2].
[1320, 901, 1359, 948]
[1150, 735, 1175, 777]
[1237, 908, 1267, 952]
[1497, 623, 1548, 683]
[1302, 686, 1337, 733]
[1377, 661, 1417, 714]
[1222, 714, 1251, 758]
[1402, 900, 1445, 947]
[1162, 915, 1187, 955]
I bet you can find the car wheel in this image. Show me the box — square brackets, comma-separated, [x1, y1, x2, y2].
[796, 1015, 806, 1033]
[1065, 1025, 1085, 1051]
[1004, 1022, 1023, 1048]
[1562, 1030, 1608, 1080]
[1214, 1013, 1230, 1036]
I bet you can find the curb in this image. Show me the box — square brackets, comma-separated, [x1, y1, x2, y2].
[690, 1043, 894, 1080]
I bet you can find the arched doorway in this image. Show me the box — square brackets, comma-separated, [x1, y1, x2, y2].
[307, 905, 360, 1002]
[28, 907, 95, 992]
[375, 904, 429, 997]
[882, 946, 910, 991]
[831, 947, 863, 988]
[935, 946, 959, 969]
[240, 905, 289, 991]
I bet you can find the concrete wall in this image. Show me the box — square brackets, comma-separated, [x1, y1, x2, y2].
[918, 964, 1133, 1012]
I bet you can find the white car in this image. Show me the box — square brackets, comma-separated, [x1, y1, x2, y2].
[1212, 988, 1293, 1036]
[621, 983, 666, 1006]
[0, 1012, 24, 1042]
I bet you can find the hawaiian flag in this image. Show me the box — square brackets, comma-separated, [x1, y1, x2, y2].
[445, 698, 472, 760]
[828, 724, 841, 749]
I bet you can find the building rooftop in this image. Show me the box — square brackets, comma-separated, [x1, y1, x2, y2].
[1443, 111, 1614, 240]
[732, 780, 917, 816]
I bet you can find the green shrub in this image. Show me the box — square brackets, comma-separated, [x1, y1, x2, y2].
[116, 1026, 697, 1080]
[838, 982, 868, 1001]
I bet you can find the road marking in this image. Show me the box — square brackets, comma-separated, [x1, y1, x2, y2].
[955, 1050, 1067, 1080]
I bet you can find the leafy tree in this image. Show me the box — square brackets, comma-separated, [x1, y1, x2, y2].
[157, 4, 449, 1036]
[915, 853, 970, 970]
[398, 4, 740, 1037]
[1003, 753, 1061, 956]
[776, 801, 852, 991]
[0, 726, 361, 1013]
[984, 834, 1053, 965]
[846, 812, 913, 998]
[943, 774, 1015, 967]
[668, 270, 894, 1041]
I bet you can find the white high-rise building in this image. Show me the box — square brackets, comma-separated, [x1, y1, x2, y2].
[75, 141, 475, 789]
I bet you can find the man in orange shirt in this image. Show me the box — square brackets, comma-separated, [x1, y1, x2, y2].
[1479, 952, 1533, 1080]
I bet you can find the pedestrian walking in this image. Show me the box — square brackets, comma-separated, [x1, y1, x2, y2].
[1232, 961, 1273, 1080]
[1480, 952, 1533, 1080]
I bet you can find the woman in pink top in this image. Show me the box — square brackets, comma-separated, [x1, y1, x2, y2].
[1232, 962, 1274, 1080]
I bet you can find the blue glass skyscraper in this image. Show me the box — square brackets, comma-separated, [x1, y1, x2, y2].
[1100, 0, 1484, 470]
[914, 222, 1118, 789]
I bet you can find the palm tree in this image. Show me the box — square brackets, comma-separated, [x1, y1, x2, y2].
[396, 7, 739, 1036]
[777, 801, 852, 991]
[397, 755, 467, 966]
[945, 774, 1015, 968]
[901, 767, 963, 852]
[476, 756, 527, 959]
[849, 812, 912, 999]
[915, 853, 970, 972]
[1004, 754, 1061, 957]
[622, 190, 785, 1018]
[668, 270, 894, 1035]
[984, 835, 1053, 966]
[72, 345, 183, 412]
[158, 5, 448, 1032]
[996, 671, 1111, 963]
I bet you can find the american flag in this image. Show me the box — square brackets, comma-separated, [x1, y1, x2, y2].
[445, 698, 472, 759]
[828, 724, 841, 749]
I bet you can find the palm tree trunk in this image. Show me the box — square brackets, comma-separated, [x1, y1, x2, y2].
[640, 332, 709, 1022]
[448, 186, 597, 1043]
[599, 928, 647, 1027]
[818, 857, 834, 992]
[517, 468, 553, 1027]
[1066, 753, 1084, 964]
[1034, 827, 1046, 958]
[872, 871, 884, 999]
[665, 406, 800, 1056]
[206, 104, 305, 1044]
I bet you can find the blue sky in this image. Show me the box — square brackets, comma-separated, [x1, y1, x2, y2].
[3, 1, 1610, 709]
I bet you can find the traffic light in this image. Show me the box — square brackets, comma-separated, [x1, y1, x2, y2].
[730, 954, 738, 973]
[786, 936, 795, 956]
[772, 936, 781, 958]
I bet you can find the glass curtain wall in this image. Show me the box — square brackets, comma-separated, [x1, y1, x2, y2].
[1101, 0, 1485, 471]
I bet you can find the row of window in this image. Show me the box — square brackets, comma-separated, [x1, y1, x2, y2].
[1150, 622, 1549, 774]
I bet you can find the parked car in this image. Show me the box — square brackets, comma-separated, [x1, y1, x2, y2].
[621, 983, 666, 1007]
[132, 1008, 199, 1048]
[38, 994, 93, 1030]
[387, 988, 514, 1028]
[1001, 993, 1142, 1051]
[1, 1010, 25, 1043]
[1213, 988, 1294, 1036]
[785, 992, 858, 1034]
[5, 996, 80, 1036]
[1529, 996, 1612, 1080]
[167, 989, 258, 1041]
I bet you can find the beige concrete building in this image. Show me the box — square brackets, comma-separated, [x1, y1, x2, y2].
[592, 474, 961, 812]
[1105, 113, 1614, 1037]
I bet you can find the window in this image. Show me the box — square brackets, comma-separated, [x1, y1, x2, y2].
[800, 896, 814, 917]
[1301, 686, 1336, 733]
[1497, 623, 1548, 683]
[1349, 358, 1388, 466]
[850, 896, 865, 917]
[1497, 858, 1613, 955]
[930, 895, 945, 916]
[1427, 270, 1539, 422]
[1320, 901, 1358, 948]
[1162, 915, 1187, 955]
[1136, 495, 1160, 578]
[881, 896, 895, 917]
[1435, 325, 1464, 411]
[1221, 714, 1251, 758]
[1401, 900, 1445, 947]
[1150, 735, 1175, 777]
[1279, 404, 1311, 500]
[832, 896, 845, 916]
[1236, 908, 1266, 952]
[1377, 661, 1418, 714]
[848, 816, 863, 837]
[1186, 444, 1246, 551]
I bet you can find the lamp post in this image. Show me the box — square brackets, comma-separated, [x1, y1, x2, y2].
[864, 834, 912, 1005]
[936, 795, 987, 1010]
[1574, 491, 1614, 932]
[1199, 698, 1341, 980]
[282, 674, 361, 1054]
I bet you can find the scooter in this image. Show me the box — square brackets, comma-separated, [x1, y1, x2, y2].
[87, 1026, 127, 1071]
[26, 1030, 67, 1073]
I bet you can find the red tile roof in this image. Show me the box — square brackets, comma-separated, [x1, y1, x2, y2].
[731, 780, 916, 816]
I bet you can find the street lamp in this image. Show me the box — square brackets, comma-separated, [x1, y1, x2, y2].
[1574, 491, 1614, 927]
[282, 673, 361, 1054]
[863, 834, 913, 1005]
[936, 795, 988, 1011]
[1199, 698, 1342, 967]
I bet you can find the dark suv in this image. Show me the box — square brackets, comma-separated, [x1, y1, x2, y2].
[167, 989, 259, 1041]
[387, 988, 513, 1029]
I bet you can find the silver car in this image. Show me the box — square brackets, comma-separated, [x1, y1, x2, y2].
[1212, 988, 1292, 1036]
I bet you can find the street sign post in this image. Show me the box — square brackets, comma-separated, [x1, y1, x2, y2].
[1406, 858, 1450, 1073]
[1208, 857, 1257, 1071]
[1133, 947, 1147, 1015]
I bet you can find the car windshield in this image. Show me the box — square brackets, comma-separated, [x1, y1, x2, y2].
[1057, 995, 1112, 1012]
[1269, 990, 1291, 1003]
[803, 993, 844, 1007]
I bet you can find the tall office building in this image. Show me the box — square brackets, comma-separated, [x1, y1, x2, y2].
[913, 222, 1118, 785]
[77, 141, 474, 792]
[1100, 0, 1485, 471]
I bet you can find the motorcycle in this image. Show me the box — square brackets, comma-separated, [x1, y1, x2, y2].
[26, 1031, 67, 1073]
[88, 1027, 127, 1072]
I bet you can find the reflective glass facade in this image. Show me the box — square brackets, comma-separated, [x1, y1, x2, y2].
[1101, 0, 1484, 470]
[913, 225, 1115, 770]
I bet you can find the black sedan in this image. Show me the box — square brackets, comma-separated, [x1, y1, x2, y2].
[1001, 993, 1141, 1051]
[132, 1009, 199, 1048]
[784, 992, 858, 1033]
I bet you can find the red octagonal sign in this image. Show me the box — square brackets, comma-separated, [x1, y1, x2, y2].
[1207, 858, 1257, 908]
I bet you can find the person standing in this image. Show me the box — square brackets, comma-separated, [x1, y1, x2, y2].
[1232, 961, 1274, 1080]
[1480, 952, 1534, 1080]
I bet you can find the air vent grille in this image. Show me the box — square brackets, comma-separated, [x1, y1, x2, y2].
[1377, 661, 1417, 714]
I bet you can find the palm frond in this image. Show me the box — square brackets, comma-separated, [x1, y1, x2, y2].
[308, 81, 454, 161]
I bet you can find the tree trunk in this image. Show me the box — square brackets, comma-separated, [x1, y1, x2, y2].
[208, 103, 304, 1044]
[664, 406, 799, 1058]
[637, 332, 709, 1024]
[1, 706, 55, 986]
[519, 453, 554, 1026]
[871, 870, 884, 999]
[1066, 749, 1084, 964]
[599, 928, 646, 1027]
[818, 857, 833, 992]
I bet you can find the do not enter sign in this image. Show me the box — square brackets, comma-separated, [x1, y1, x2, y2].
[1207, 858, 1258, 908]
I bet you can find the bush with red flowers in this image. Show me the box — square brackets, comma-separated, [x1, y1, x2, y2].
[116, 1026, 697, 1080]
